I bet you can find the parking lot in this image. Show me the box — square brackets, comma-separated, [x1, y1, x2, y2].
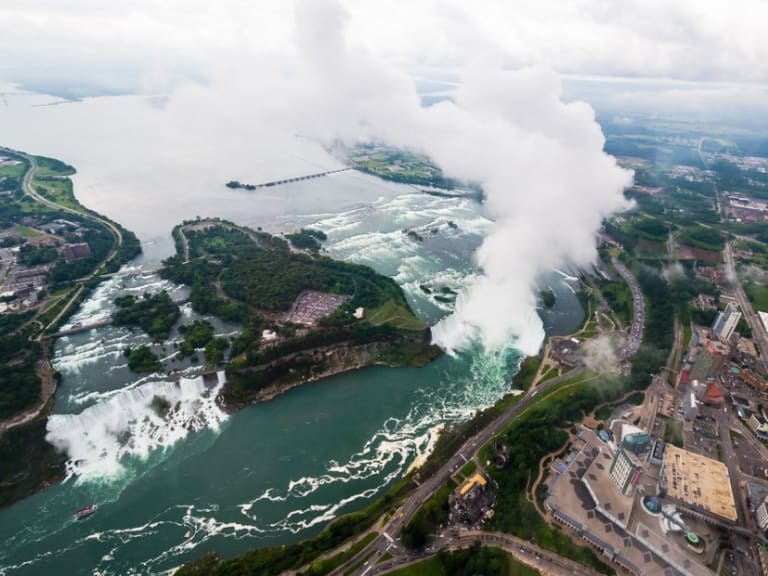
[731, 429, 768, 479]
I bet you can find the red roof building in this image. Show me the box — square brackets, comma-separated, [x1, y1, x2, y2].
[702, 380, 725, 406]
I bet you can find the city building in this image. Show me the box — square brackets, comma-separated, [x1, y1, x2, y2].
[451, 471, 496, 524]
[747, 412, 768, 442]
[609, 446, 644, 495]
[62, 242, 91, 263]
[701, 380, 725, 406]
[756, 495, 768, 531]
[760, 311, 768, 334]
[740, 369, 768, 393]
[660, 445, 738, 523]
[712, 303, 742, 341]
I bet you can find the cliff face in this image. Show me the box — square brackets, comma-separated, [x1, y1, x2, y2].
[221, 332, 441, 410]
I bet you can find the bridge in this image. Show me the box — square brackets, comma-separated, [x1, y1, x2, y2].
[99, 267, 160, 279]
[227, 168, 353, 191]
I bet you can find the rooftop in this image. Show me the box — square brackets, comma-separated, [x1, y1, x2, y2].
[459, 472, 487, 497]
[662, 445, 737, 522]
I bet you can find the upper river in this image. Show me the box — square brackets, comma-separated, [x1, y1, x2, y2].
[0, 87, 585, 575]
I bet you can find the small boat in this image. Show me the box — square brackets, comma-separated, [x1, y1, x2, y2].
[75, 504, 98, 520]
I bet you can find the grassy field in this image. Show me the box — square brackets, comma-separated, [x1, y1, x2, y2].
[33, 155, 76, 177]
[745, 283, 768, 312]
[15, 225, 41, 238]
[388, 557, 444, 576]
[33, 178, 80, 210]
[367, 299, 425, 330]
[0, 162, 26, 179]
[460, 460, 477, 477]
[387, 551, 540, 576]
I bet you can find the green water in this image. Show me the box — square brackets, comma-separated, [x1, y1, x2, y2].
[0, 191, 584, 575]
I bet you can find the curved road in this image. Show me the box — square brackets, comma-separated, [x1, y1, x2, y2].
[367, 531, 605, 576]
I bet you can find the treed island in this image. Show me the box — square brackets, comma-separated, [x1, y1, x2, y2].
[159, 219, 440, 409]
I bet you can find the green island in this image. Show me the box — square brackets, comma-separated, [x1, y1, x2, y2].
[0, 147, 141, 507]
[124, 345, 162, 373]
[539, 287, 556, 308]
[112, 291, 181, 341]
[343, 144, 484, 200]
[159, 218, 441, 410]
[286, 228, 328, 252]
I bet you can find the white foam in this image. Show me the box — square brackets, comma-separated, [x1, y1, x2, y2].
[46, 372, 228, 481]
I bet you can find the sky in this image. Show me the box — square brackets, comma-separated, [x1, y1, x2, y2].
[2, 0, 768, 97]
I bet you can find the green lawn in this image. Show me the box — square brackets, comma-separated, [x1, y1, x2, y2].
[387, 557, 444, 576]
[0, 162, 26, 179]
[745, 283, 768, 313]
[387, 550, 540, 576]
[460, 460, 477, 477]
[33, 155, 76, 177]
[367, 299, 425, 330]
[33, 178, 80, 211]
[15, 225, 41, 238]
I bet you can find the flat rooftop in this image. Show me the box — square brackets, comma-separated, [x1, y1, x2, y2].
[663, 445, 737, 522]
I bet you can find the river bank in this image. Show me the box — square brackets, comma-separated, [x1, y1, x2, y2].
[0, 148, 141, 509]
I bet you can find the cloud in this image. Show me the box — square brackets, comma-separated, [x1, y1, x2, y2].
[2, 0, 768, 98]
[580, 335, 621, 376]
[1, 0, 634, 356]
[280, 0, 634, 354]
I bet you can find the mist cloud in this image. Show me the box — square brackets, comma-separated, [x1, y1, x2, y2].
[288, 0, 633, 354]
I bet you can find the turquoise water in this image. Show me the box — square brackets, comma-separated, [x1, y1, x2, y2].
[0, 190, 584, 575]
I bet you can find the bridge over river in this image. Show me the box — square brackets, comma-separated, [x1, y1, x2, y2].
[227, 167, 353, 190]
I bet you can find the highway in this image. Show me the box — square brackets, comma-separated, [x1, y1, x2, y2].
[611, 256, 645, 359]
[723, 241, 768, 373]
[365, 531, 606, 576]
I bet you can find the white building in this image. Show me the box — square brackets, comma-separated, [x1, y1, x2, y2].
[712, 303, 742, 341]
[609, 447, 643, 495]
[759, 311, 768, 334]
[756, 496, 768, 531]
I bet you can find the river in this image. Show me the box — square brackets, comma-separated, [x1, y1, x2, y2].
[0, 86, 584, 575]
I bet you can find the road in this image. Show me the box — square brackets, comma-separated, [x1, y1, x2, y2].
[327, 367, 587, 576]
[365, 531, 606, 576]
[723, 241, 768, 373]
[611, 257, 645, 359]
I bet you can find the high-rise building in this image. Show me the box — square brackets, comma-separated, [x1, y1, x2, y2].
[756, 496, 768, 531]
[609, 446, 643, 495]
[712, 303, 742, 341]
